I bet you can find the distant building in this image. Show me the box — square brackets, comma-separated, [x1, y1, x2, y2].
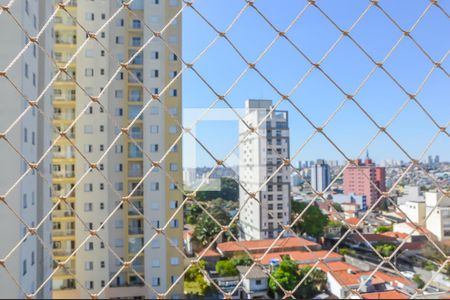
[343, 153, 386, 208]
[239, 100, 291, 240]
[397, 186, 422, 205]
[435, 155, 440, 164]
[311, 159, 331, 192]
[425, 192, 450, 241]
[332, 193, 367, 212]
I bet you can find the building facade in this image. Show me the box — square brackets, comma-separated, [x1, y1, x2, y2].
[310, 159, 331, 192]
[343, 155, 386, 208]
[239, 100, 291, 240]
[0, 0, 54, 298]
[51, 0, 183, 298]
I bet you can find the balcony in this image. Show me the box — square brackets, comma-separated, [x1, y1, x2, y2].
[128, 227, 144, 235]
[53, 249, 74, 257]
[53, 229, 75, 237]
[53, 210, 74, 218]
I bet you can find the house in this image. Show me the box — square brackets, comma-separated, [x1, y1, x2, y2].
[359, 290, 409, 299]
[328, 269, 414, 298]
[236, 266, 269, 299]
[216, 237, 321, 258]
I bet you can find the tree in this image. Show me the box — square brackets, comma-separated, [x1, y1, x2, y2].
[184, 260, 209, 296]
[291, 201, 328, 238]
[297, 266, 327, 298]
[375, 243, 396, 257]
[216, 259, 239, 277]
[194, 177, 239, 201]
[374, 225, 393, 234]
[269, 257, 326, 298]
[186, 204, 202, 225]
[269, 256, 300, 295]
[338, 247, 356, 256]
[413, 274, 425, 289]
[332, 202, 343, 212]
[230, 254, 253, 266]
[192, 206, 237, 246]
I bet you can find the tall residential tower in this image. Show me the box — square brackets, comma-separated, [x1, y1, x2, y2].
[239, 100, 291, 240]
[0, 0, 54, 298]
[310, 159, 331, 192]
[51, 0, 183, 298]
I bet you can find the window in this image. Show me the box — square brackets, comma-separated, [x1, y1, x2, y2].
[170, 219, 179, 228]
[31, 252, 35, 266]
[85, 281, 94, 290]
[150, 144, 159, 152]
[170, 200, 178, 209]
[150, 69, 159, 78]
[84, 125, 93, 134]
[170, 89, 177, 97]
[23, 260, 27, 275]
[24, 128, 28, 142]
[115, 108, 123, 116]
[85, 13, 94, 21]
[169, 0, 178, 6]
[23, 194, 27, 209]
[169, 107, 177, 116]
[169, 125, 178, 134]
[132, 19, 141, 29]
[170, 163, 178, 171]
[152, 277, 160, 287]
[85, 68, 94, 77]
[152, 259, 160, 268]
[150, 51, 159, 59]
[150, 182, 159, 191]
[101, 13, 106, 20]
[84, 202, 93, 211]
[115, 36, 124, 44]
[256, 279, 262, 285]
[115, 182, 123, 191]
[170, 53, 178, 61]
[100, 261, 105, 268]
[170, 257, 180, 266]
[100, 203, 104, 210]
[115, 164, 123, 172]
[170, 71, 177, 79]
[116, 18, 124, 27]
[84, 183, 93, 192]
[150, 125, 159, 134]
[25, 63, 29, 78]
[84, 144, 93, 153]
[85, 242, 94, 251]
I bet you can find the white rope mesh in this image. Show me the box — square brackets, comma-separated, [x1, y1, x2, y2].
[0, 0, 448, 299]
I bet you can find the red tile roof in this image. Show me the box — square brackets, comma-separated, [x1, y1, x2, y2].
[300, 261, 360, 273]
[331, 270, 412, 287]
[361, 290, 408, 299]
[253, 250, 342, 265]
[216, 237, 319, 254]
[345, 217, 360, 226]
[380, 232, 409, 240]
[348, 233, 397, 243]
[197, 248, 221, 258]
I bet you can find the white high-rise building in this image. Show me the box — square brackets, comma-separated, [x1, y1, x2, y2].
[50, 0, 183, 298]
[425, 192, 450, 241]
[310, 159, 331, 192]
[0, 0, 54, 298]
[239, 100, 291, 240]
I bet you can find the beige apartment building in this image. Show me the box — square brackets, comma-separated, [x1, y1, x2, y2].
[52, 0, 183, 298]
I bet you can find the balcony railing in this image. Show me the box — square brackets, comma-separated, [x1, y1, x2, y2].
[53, 229, 75, 236]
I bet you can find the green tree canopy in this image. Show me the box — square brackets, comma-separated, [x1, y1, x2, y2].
[230, 254, 253, 266]
[194, 177, 239, 201]
[216, 259, 239, 277]
[184, 260, 209, 296]
[374, 225, 393, 234]
[332, 202, 343, 212]
[291, 201, 328, 238]
[192, 206, 237, 246]
[375, 243, 396, 257]
[269, 256, 300, 294]
[413, 274, 425, 289]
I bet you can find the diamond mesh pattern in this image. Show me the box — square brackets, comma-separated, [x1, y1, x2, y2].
[0, 0, 448, 299]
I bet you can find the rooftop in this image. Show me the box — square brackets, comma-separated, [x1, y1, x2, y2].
[361, 290, 409, 299]
[216, 237, 319, 254]
[236, 265, 268, 279]
[253, 250, 342, 265]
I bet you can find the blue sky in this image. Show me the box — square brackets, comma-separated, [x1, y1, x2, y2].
[181, 0, 449, 167]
